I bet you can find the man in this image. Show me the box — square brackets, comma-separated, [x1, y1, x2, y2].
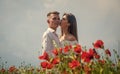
[42, 11, 61, 55]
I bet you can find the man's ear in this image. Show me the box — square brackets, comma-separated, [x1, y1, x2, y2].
[47, 20, 49, 23]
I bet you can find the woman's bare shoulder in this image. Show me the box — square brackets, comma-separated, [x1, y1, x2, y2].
[68, 34, 76, 41]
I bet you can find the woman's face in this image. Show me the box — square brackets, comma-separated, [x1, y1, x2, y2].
[60, 15, 69, 29]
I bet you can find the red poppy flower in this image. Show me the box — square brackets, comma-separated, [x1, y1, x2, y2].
[41, 61, 53, 69]
[47, 63, 53, 69]
[74, 44, 82, 53]
[52, 49, 58, 56]
[94, 54, 100, 59]
[68, 60, 80, 69]
[88, 48, 96, 58]
[52, 57, 60, 64]
[59, 48, 63, 53]
[63, 45, 71, 53]
[41, 61, 48, 68]
[105, 49, 111, 56]
[0, 68, 5, 72]
[93, 40, 104, 49]
[39, 51, 49, 61]
[81, 51, 92, 63]
[9, 66, 16, 72]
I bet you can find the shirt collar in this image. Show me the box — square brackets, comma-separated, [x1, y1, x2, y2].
[48, 28, 56, 33]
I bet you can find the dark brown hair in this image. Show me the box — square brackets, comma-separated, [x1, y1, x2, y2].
[47, 11, 60, 17]
[62, 13, 78, 41]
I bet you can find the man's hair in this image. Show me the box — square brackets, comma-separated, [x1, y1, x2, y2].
[47, 11, 59, 17]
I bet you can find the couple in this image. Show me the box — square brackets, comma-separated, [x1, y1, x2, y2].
[42, 11, 78, 55]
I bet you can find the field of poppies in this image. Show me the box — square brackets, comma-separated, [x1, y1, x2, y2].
[0, 40, 120, 74]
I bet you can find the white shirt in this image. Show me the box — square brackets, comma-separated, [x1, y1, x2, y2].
[42, 28, 61, 55]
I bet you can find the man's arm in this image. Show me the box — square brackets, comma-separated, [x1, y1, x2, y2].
[42, 33, 53, 55]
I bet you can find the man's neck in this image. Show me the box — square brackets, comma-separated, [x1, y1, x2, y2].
[48, 27, 56, 32]
[50, 27, 56, 31]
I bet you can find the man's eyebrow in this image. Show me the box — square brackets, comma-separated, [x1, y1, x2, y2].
[52, 17, 60, 19]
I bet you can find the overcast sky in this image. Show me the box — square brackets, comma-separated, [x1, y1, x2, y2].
[0, 0, 120, 67]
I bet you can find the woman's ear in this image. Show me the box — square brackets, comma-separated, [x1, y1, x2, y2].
[68, 23, 70, 26]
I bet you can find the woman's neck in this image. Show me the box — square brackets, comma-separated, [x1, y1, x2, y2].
[62, 28, 69, 36]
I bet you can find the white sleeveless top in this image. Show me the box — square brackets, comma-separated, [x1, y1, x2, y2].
[60, 40, 78, 47]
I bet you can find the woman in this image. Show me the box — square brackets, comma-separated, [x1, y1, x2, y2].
[60, 13, 78, 47]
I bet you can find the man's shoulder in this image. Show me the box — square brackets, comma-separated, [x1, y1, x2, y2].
[42, 29, 52, 37]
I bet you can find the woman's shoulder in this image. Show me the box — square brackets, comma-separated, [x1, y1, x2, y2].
[67, 34, 76, 41]
[59, 34, 77, 42]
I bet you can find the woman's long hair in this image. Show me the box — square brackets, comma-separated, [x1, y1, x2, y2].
[61, 13, 78, 41]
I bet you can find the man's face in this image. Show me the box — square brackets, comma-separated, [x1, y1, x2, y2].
[47, 14, 60, 30]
